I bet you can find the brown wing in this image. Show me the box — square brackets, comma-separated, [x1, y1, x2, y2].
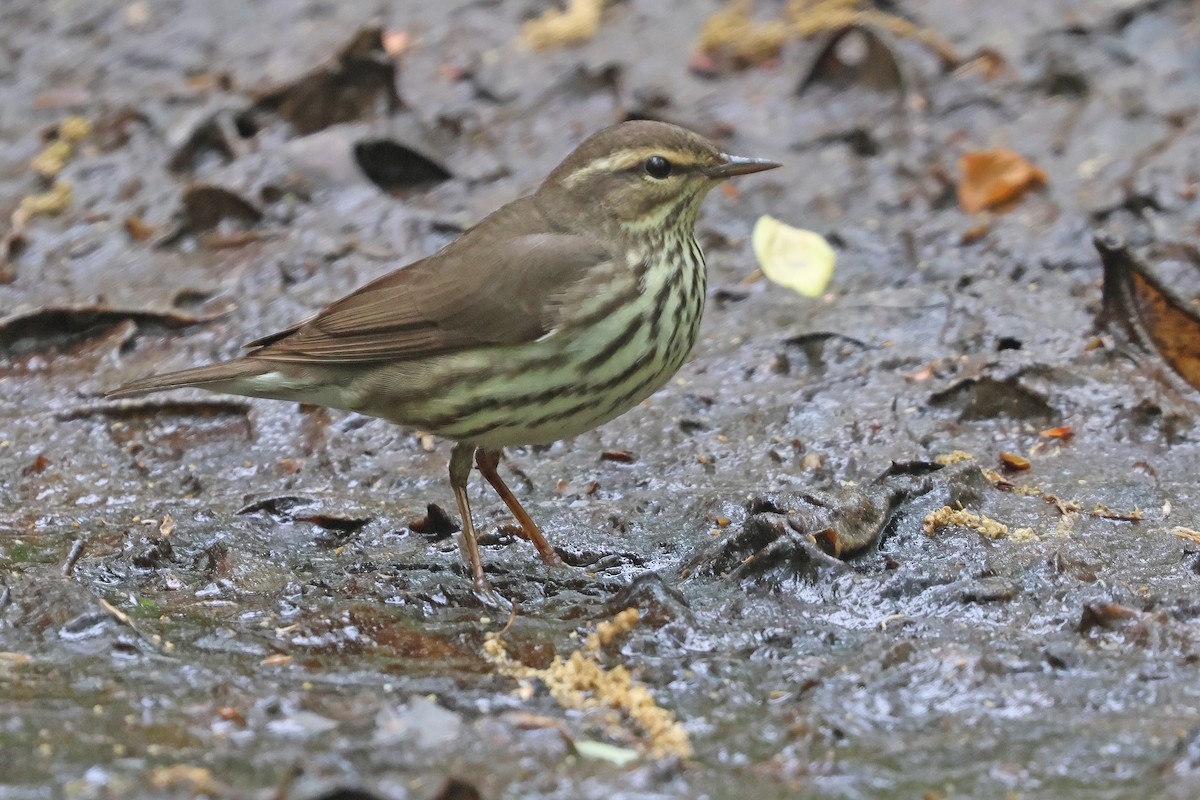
[248, 197, 614, 364]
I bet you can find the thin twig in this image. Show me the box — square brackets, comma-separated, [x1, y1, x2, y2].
[62, 538, 86, 576]
[99, 597, 165, 653]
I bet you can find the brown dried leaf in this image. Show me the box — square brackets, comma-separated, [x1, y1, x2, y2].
[251, 26, 403, 136]
[0, 304, 229, 355]
[124, 216, 154, 241]
[21, 454, 50, 476]
[409, 503, 460, 539]
[998, 452, 1031, 471]
[798, 25, 905, 94]
[178, 184, 262, 232]
[429, 778, 483, 800]
[353, 139, 452, 193]
[957, 149, 1047, 214]
[1096, 236, 1200, 392]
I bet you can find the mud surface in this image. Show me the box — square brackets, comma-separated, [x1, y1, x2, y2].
[3, 1, 1200, 798]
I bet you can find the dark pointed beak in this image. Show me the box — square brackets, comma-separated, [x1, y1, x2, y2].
[704, 154, 782, 179]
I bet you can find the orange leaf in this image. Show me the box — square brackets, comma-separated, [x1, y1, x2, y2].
[957, 149, 1047, 214]
[1039, 426, 1074, 439]
[998, 452, 1031, 471]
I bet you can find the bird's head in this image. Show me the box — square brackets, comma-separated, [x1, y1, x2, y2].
[538, 120, 780, 234]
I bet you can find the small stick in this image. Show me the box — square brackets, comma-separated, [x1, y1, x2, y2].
[62, 538, 86, 576]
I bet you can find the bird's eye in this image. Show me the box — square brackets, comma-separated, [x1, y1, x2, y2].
[643, 155, 672, 180]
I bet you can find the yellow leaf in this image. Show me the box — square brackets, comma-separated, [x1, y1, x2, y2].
[752, 215, 836, 297]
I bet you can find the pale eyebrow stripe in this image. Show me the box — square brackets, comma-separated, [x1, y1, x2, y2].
[562, 147, 702, 187]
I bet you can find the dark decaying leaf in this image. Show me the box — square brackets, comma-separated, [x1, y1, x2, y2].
[167, 110, 243, 174]
[683, 484, 902, 583]
[1096, 234, 1200, 392]
[179, 184, 263, 231]
[250, 26, 404, 136]
[798, 25, 905, 95]
[409, 503, 460, 539]
[427, 778, 483, 800]
[293, 513, 372, 536]
[0, 305, 228, 356]
[303, 789, 389, 800]
[236, 495, 318, 519]
[353, 139, 452, 192]
[929, 376, 1054, 421]
[56, 399, 251, 422]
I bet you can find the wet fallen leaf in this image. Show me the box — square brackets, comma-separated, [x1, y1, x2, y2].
[960, 222, 990, 244]
[522, 0, 606, 50]
[600, 449, 637, 463]
[166, 109, 243, 174]
[0, 304, 228, 356]
[957, 149, 1047, 214]
[1096, 235, 1200, 392]
[752, 215, 836, 298]
[178, 184, 262, 231]
[353, 139, 452, 192]
[409, 503, 460, 538]
[58, 398, 251, 423]
[123, 216, 154, 241]
[251, 26, 403, 136]
[1039, 426, 1074, 439]
[797, 25, 905, 94]
[955, 47, 1015, 82]
[21, 454, 50, 476]
[428, 778, 483, 800]
[260, 653, 293, 667]
[1077, 602, 1141, 633]
[695, 0, 960, 75]
[999, 452, 1031, 471]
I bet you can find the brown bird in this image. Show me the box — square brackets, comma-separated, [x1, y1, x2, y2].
[109, 120, 780, 602]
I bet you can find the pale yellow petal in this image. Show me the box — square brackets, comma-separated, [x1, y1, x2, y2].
[751, 215, 836, 298]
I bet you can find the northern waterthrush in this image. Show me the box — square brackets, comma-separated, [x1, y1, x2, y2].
[109, 120, 780, 602]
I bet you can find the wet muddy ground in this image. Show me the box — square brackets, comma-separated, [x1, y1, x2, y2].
[3, 1, 1200, 798]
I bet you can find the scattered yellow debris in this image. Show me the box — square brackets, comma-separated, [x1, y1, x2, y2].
[13, 181, 73, 228]
[522, 0, 607, 49]
[935, 450, 975, 465]
[29, 115, 92, 179]
[484, 608, 692, 759]
[696, 1, 790, 66]
[923, 506, 1010, 539]
[149, 765, 222, 795]
[752, 215, 836, 298]
[696, 0, 960, 70]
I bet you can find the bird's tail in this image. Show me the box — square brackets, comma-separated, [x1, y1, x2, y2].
[106, 360, 267, 399]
